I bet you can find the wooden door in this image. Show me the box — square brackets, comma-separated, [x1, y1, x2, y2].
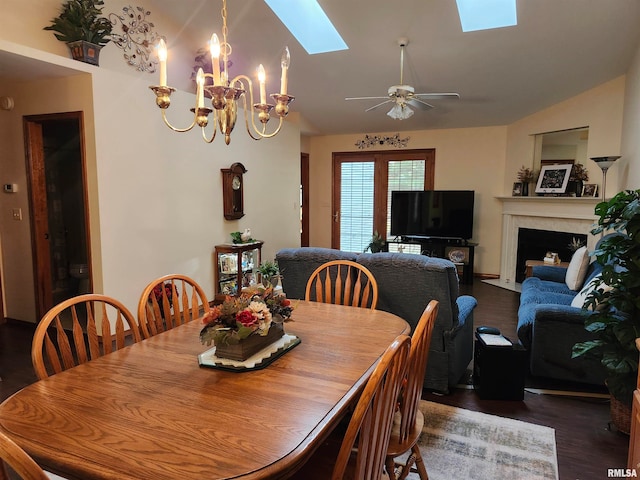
[24, 112, 92, 319]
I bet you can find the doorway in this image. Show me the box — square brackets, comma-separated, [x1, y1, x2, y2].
[331, 149, 435, 252]
[24, 112, 92, 319]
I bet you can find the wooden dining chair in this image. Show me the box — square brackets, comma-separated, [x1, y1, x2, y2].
[0, 429, 49, 480]
[291, 334, 411, 480]
[305, 260, 379, 309]
[137, 274, 210, 339]
[32, 294, 141, 380]
[385, 300, 439, 480]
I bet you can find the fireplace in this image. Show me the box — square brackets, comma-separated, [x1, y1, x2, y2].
[496, 197, 599, 289]
[515, 228, 587, 282]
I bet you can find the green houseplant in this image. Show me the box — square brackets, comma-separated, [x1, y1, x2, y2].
[44, 0, 112, 65]
[572, 189, 640, 430]
[258, 260, 280, 288]
[364, 231, 387, 253]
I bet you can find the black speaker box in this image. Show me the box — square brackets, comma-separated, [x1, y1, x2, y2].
[473, 333, 527, 401]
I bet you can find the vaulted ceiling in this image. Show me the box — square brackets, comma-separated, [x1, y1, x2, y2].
[145, 0, 640, 135]
[3, 0, 640, 136]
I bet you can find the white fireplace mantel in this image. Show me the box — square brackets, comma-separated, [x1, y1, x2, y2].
[497, 196, 600, 286]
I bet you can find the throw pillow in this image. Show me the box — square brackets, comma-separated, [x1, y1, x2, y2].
[570, 273, 612, 309]
[565, 246, 590, 291]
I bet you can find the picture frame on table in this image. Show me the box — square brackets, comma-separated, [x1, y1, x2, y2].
[512, 182, 523, 196]
[534, 164, 573, 194]
[582, 183, 598, 197]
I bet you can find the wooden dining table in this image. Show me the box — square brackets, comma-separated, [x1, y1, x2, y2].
[0, 300, 409, 480]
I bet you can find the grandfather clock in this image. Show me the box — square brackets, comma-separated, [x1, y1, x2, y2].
[221, 162, 246, 220]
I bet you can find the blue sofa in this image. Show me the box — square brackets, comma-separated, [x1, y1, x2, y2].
[275, 247, 478, 393]
[517, 260, 607, 386]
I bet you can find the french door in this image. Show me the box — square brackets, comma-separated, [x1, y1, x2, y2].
[332, 149, 435, 251]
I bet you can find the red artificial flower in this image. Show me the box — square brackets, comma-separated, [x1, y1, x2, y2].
[236, 310, 256, 327]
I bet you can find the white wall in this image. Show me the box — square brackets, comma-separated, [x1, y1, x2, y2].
[504, 77, 626, 196]
[621, 41, 640, 189]
[0, 0, 301, 322]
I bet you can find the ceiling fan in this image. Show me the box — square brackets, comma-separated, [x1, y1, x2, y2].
[345, 38, 460, 120]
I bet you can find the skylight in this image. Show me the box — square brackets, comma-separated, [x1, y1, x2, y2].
[264, 0, 348, 55]
[456, 0, 517, 32]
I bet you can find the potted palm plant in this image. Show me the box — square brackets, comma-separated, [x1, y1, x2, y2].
[44, 0, 112, 66]
[572, 189, 640, 434]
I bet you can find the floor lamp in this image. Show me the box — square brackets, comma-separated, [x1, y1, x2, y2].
[591, 156, 620, 201]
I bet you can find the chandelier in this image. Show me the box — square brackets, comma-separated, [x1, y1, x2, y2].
[149, 0, 294, 145]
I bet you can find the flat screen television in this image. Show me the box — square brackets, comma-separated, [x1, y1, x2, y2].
[390, 190, 475, 240]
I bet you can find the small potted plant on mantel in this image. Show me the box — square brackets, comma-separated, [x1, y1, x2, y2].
[44, 0, 112, 66]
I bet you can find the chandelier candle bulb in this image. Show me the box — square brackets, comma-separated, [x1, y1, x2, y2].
[258, 64, 267, 104]
[210, 33, 221, 85]
[196, 68, 205, 108]
[280, 47, 290, 95]
[158, 39, 167, 87]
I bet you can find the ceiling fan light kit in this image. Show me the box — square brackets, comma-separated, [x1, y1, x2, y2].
[388, 103, 414, 120]
[346, 37, 459, 120]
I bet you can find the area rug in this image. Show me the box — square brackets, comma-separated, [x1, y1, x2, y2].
[402, 401, 558, 480]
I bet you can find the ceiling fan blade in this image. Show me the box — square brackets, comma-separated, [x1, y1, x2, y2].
[346, 96, 391, 101]
[414, 92, 460, 99]
[409, 98, 434, 110]
[365, 100, 393, 112]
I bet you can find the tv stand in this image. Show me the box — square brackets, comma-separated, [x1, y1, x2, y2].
[391, 237, 477, 285]
[401, 235, 469, 246]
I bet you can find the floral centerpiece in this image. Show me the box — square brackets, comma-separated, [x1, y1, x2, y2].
[200, 286, 294, 360]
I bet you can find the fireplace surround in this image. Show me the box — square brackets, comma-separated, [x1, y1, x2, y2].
[497, 197, 600, 288]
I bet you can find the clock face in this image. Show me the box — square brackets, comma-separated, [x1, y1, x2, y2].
[232, 175, 241, 190]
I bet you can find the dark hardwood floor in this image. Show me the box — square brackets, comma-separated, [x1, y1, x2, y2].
[0, 279, 629, 479]
[441, 280, 628, 480]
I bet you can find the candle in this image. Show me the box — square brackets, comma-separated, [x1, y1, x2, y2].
[210, 34, 221, 85]
[196, 68, 205, 108]
[280, 47, 290, 95]
[158, 39, 167, 87]
[258, 64, 266, 104]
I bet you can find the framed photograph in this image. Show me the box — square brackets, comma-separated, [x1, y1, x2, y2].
[582, 183, 598, 197]
[512, 182, 523, 196]
[535, 164, 573, 194]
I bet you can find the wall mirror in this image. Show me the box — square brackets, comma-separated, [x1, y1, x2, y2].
[533, 127, 589, 172]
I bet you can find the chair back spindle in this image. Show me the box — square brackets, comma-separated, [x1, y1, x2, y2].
[305, 260, 378, 309]
[32, 294, 141, 380]
[137, 274, 210, 339]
